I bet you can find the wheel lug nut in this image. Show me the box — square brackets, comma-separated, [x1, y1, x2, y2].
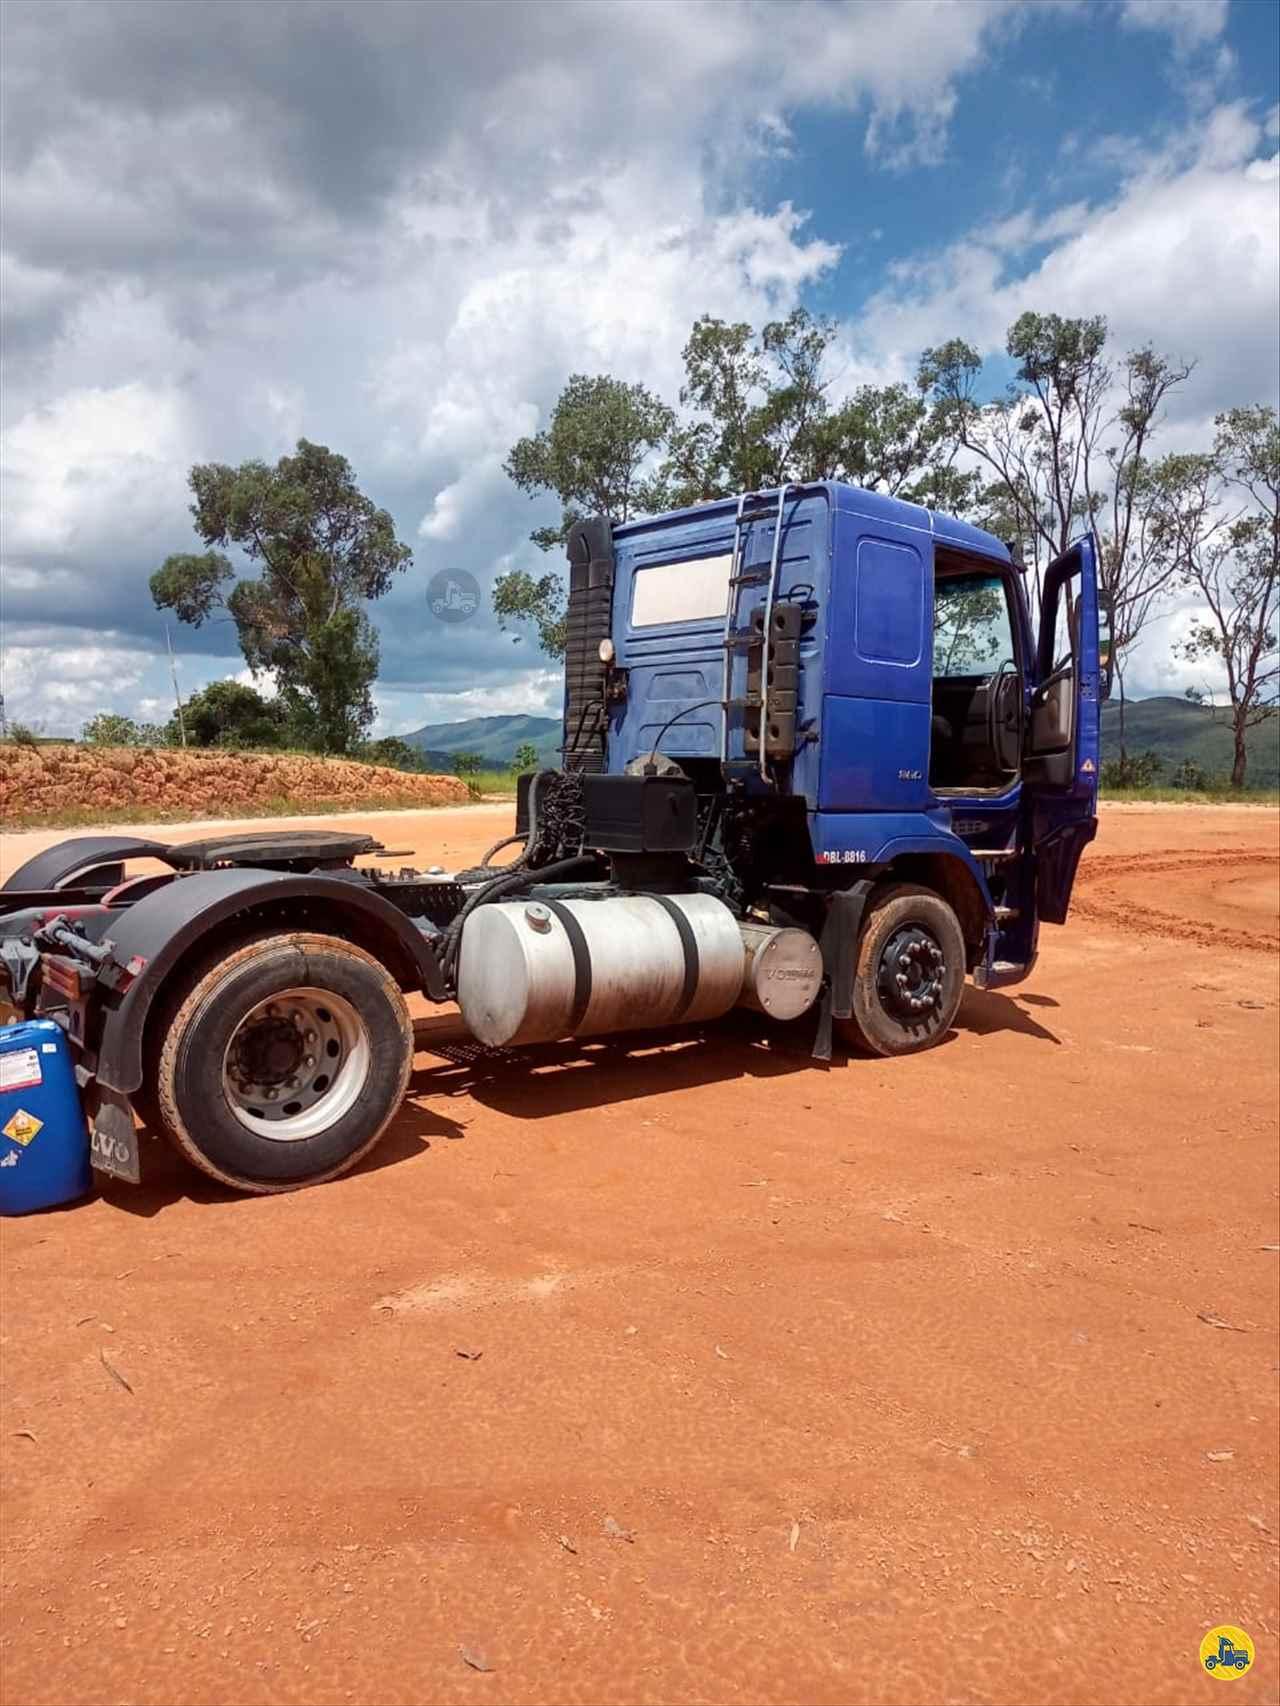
[305, 1030, 317, 1044]
[898, 954, 911, 969]
[305, 1055, 315, 1068]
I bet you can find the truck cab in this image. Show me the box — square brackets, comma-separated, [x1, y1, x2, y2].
[563, 480, 1108, 1001]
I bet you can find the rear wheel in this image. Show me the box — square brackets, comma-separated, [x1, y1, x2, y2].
[155, 931, 413, 1193]
[835, 883, 966, 1057]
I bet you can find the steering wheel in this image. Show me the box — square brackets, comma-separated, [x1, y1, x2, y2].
[985, 658, 1020, 773]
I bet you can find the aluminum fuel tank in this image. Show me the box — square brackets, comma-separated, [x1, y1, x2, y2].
[457, 892, 745, 1047]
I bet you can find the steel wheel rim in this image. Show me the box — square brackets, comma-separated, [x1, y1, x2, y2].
[876, 923, 946, 1023]
[221, 986, 370, 1142]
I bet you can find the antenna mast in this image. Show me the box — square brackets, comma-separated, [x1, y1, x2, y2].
[166, 625, 187, 747]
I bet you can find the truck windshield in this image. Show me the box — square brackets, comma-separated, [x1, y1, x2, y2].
[933, 572, 1012, 677]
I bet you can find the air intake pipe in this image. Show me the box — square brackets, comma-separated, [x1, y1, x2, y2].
[562, 516, 614, 773]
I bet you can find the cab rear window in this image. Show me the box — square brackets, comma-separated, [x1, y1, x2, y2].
[630, 554, 731, 628]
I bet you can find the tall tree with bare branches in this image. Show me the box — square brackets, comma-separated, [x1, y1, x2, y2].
[920, 314, 1193, 757]
[1149, 406, 1280, 789]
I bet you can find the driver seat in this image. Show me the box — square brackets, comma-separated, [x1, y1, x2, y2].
[929, 711, 964, 787]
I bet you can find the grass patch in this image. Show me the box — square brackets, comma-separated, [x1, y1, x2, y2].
[1100, 786, 1279, 806]
[463, 769, 519, 799]
[1, 792, 485, 833]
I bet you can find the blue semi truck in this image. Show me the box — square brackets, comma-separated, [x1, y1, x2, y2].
[0, 481, 1110, 1195]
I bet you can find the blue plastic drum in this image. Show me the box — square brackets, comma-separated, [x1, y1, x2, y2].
[0, 1020, 92, 1214]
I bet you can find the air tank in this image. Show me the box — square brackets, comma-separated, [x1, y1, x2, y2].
[458, 892, 745, 1047]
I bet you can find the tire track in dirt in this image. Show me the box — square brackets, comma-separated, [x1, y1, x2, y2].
[1073, 849, 1278, 953]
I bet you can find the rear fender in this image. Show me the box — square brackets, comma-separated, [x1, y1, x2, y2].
[93, 868, 447, 1095]
[3, 834, 173, 893]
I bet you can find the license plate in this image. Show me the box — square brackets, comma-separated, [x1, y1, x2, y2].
[89, 1110, 141, 1184]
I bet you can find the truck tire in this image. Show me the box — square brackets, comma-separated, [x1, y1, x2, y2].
[835, 882, 966, 1058]
[154, 931, 413, 1193]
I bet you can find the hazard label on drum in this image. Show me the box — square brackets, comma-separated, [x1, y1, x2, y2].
[2, 1108, 44, 1147]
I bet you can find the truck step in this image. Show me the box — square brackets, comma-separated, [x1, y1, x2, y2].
[993, 905, 1020, 924]
[972, 958, 1029, 989]
[971, 847, 1019, 862]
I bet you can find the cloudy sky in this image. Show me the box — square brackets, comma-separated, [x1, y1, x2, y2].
[2, 0, 1277, 737]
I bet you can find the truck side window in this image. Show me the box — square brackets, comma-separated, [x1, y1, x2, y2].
[933, 573, 1013, 676]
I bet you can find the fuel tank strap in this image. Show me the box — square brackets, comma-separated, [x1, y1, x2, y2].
[537, 900, 594, 1034]
[646, 895, 701, 1021]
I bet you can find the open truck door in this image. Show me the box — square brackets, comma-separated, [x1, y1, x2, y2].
[1024, 535, 1110, 923]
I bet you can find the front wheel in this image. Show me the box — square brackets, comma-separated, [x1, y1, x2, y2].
[154, 931, 413, 1193]
[835, 883, 966, 1057]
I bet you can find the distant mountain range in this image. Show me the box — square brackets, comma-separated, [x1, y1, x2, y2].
[403, 697, 1279, 788]
[1101, 695, 1278, 786]
[402, 713, 561, 772]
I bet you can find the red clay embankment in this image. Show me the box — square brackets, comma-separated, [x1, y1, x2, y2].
[0, 744, 468, 827]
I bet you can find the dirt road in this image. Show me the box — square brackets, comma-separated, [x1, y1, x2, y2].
[1, 805, 1276, 1706]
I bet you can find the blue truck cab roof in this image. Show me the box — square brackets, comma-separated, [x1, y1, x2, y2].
[612, 479, 1014, 569]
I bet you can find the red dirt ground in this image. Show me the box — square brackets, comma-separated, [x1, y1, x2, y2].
[1, 803, 1277, 1706]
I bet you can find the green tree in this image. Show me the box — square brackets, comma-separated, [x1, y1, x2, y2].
[492, 567, 573, 657]
[808, 380, 978, 515]
[511, 741, 539, 774]
[172, 679, 289, 748]
[499, 309, 967, 656]
[666, 308, 973, 509]
[507, 375, 674, 552]
[1100, 748, 1164, 789]
[150, 439, 412, 754]
[82, 713, 140, 745]
[358, 734, 423, 772]
[1168, 757, 1210, 791]
[662, 309, 833, 503]
[496, 375, 673, 654]
[453, 749, 484, 799]
[1150, 406, 1279, 789]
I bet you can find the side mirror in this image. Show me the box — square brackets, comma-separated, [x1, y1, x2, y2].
[1097, 593, 1115, 703]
